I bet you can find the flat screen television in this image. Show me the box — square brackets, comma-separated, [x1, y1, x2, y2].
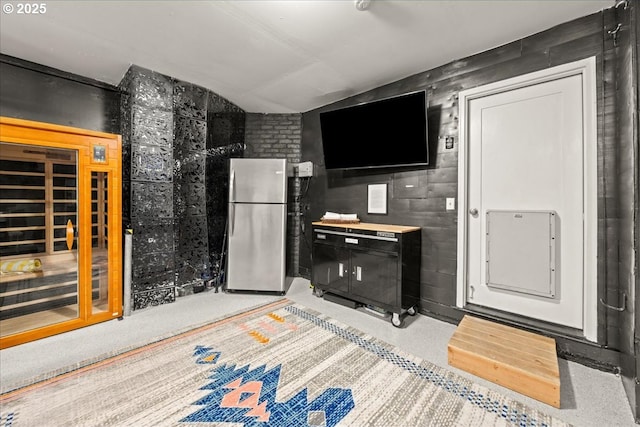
[319, 91, 428, 170]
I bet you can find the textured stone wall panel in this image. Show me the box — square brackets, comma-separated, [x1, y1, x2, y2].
[132, 220, 175, 255]
[132, 252, 175, 285]
[131, 144, 173, 182]
[127, 67, 173, 110]
[122, 66, 245, 309]
[131, 104, 173, 147]
[174, 81, 208, 120]
[176, 152, 206, 184]
[133, 287, 175, 310]
[131, 181, 174, 219]
[174, 116, 207, 156]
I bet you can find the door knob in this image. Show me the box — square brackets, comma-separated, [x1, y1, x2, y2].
[469, 208, 478, 216]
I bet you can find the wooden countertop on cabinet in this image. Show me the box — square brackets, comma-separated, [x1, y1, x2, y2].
[312, 221, 420, 234]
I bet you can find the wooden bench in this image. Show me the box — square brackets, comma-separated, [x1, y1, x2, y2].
[1, 252, 78, 283]
[448, 315, 560, 408]
[0, 250, 108, 320]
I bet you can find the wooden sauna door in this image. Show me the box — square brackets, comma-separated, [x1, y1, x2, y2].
[0, 117, 122, 349]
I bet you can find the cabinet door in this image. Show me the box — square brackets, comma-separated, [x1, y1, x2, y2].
[312, 243, 349, 294]
[350, 250, 398, 308]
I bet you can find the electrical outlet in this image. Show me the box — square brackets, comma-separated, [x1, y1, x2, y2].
[446, 198, 455, 211]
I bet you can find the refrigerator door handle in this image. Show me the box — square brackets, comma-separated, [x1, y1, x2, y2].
[230, 170, 236, 203]
[230, 203, 235, 235]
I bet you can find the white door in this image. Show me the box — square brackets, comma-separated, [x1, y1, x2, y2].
[458, 58, 597, 338]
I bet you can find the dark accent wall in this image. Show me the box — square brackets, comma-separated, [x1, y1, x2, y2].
[244, 113, 302, 276]
[300, 8, 632, 368]
[617, 0, 637, 371]
[0, 55, 120, 134]
[119, 66, 245, 310]
[635, 0, 640, 420]
[618, 0, 640, 421]
[206, 89, 246, 287]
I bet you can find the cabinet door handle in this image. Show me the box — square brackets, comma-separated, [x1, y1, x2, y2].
[353, 266, 362, 281]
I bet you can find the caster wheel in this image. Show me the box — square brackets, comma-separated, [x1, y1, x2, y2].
[313, 287, 324, 298]
[391, 313, 403, 328]
[407, 306, 417, 316]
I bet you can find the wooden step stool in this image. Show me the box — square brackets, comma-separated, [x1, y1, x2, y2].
[448, 315, 560, 408]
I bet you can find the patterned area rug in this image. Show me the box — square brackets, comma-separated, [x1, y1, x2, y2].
[0, 300, 570, 426]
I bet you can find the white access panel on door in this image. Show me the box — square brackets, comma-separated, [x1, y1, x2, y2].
[486, 210, 557, 298]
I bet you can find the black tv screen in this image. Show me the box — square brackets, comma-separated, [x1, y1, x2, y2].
[319, 91, 428, 170]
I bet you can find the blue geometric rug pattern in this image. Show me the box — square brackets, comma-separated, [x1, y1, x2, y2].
[181, 354, 354, 426]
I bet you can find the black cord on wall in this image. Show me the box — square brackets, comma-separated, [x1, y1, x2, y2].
[298, 176, 314, 269]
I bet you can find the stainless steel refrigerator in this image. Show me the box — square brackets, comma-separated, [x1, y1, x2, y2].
[225, 158, 289, 293]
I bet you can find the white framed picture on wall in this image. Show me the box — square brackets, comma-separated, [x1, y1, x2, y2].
[367, 183, 387, 214]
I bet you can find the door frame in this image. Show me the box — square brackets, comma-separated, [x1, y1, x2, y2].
[455, 57, 598, 341]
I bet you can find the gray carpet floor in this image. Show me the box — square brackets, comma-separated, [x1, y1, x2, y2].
[1, 278, 634, 426]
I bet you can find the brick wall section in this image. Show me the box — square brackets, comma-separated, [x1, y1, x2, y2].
[245, 113, 302, 162]
[245, 113, 303, 276]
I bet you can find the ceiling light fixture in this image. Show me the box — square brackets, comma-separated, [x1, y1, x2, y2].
[355, 0, 372, 11]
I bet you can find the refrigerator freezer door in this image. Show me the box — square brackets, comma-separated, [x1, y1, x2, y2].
[226, 203, 287, 291]
[230, 158, 287, 204]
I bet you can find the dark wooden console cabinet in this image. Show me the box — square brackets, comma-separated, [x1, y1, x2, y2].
[311, 222, 421, 327]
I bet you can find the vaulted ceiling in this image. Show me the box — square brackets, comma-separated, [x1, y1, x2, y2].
[0, 0, 613, 113]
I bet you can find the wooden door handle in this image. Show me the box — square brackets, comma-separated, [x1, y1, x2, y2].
[66, 219, 74, 250]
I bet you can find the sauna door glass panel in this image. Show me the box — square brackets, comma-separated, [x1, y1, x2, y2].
[91, 171, 109, 315]
[0, 142, 79, 337]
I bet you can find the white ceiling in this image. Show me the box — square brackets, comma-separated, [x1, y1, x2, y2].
[0, 0, 612, 113]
